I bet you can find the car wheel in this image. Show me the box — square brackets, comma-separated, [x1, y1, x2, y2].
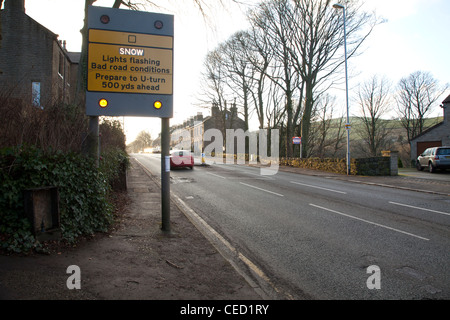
[416, 162, 423, 171]
[429, 162, 436, 173]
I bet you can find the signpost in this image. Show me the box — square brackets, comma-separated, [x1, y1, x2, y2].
[86, 6, 174, 232]
[293, 137, 302, 159]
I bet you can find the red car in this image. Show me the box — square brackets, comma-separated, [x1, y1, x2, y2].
[170, 150, 194, 169]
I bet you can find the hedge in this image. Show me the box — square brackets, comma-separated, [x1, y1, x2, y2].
[0, 146, 127, 253]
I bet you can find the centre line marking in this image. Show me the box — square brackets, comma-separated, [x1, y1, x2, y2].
[389, 201, 450, 217]
[245, 172, 275, 180]
[207, 172, 227, 179]
[290, 181, 347, 194]
[309, 203, 429, 241]
[240, 182, 284, 197]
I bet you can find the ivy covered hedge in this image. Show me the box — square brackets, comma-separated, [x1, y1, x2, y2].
[0, 145, 128, 253]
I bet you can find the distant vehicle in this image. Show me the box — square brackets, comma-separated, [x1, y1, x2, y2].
[416, 146, 450, 173]
[170, 150, 194, 170]
[152, 146, 161, 153]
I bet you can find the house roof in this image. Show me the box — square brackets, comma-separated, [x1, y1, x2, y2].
[410, 122, 443, 142]
[67, 52, 81, 64]
[1, 4, 81, 64]
[443, 94, 450, 104]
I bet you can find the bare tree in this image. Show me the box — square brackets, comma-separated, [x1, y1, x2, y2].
[220, 31, 255, 131]
[243, 0, 379, 158]
[356, 75, 393, 157]
[308, 94, 346, 158]
[248, 0, 300, 157]
[396, 71, 449, 143]
[127, 130, 152, 152]
[287, 0, 380, 158]
[246, 18, 282, 130]
[199, 48, 237, 135]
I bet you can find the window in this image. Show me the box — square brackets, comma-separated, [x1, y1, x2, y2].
[32, 82, 42, 109]
[437, 148, 450, 156]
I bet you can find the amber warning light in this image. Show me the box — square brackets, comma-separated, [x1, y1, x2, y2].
[154, 101, 162, 109]
[99, 98, 108, 108]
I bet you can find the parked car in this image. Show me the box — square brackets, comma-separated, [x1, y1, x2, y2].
[416, 146, 450, 173]
[170, 150, 194, 169]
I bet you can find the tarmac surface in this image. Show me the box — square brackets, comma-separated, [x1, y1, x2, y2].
[0, 158, 448, 302]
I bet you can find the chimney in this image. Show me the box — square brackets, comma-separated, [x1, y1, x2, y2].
[211, 103, 219, 117]
[5, 0, 25, 12]
[197, 112, 203, 121]
[230, 103, 237, 118]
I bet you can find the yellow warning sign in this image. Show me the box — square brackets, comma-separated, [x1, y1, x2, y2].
[87, 30, 173, 95]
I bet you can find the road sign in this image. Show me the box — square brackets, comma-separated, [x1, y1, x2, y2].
[85, 6, 174, 117]
[87, 31, 173, 95]
[293, 137, 301, 145]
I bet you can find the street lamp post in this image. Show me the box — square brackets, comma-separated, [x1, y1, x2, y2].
[333, 3, 351, 175]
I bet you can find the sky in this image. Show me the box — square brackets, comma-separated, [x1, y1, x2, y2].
[4, 0, 450, 143]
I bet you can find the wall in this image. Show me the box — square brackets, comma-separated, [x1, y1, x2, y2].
[280, 154, 395, 176]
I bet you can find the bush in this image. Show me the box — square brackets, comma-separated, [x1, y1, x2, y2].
[0, 97, 87, 152]
[0, 146, 121, 253]
[100, 147, 129, 191]
[0, 94, 128, 253]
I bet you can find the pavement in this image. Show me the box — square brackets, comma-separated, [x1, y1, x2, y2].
[0, 158, 448, 302]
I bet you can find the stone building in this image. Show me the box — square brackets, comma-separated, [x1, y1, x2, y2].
[0, 0, 80, 108]
[410, 94, 450, 161]
[171, 103, 247, 154]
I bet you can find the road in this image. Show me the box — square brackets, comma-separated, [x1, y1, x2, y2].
[133, 153, 450, 300]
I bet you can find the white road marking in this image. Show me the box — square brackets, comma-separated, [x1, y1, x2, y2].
[206, 172, 227, 179]
[309, 203, 430, 241]
[244, 172, 275, 180]
[291, 181, 347, 194]
[389, 201, 450, 217]
[240, 182, 284, 197]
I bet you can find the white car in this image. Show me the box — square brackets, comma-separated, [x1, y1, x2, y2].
[416, 146, 450, 173]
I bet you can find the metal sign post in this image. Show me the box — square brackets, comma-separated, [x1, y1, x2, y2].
[86, 6, 174, 232]
[161, 117, 171, 232]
